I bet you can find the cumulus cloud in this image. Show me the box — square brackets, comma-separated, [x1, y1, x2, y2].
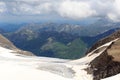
[1, 0, 120, 22]
[57, 0, 96, 19]
[5, 1, 53, 15]
[107, 0, 120, 22]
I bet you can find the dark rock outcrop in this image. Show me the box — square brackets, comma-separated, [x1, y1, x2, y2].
[86, 30, 120, 80]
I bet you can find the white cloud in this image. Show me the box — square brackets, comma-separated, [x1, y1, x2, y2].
[1, 0, 120, 22]
[57, 0, 96, 19]
[8, 0, 96, 19]
[34, 3, 52, 14]
[8, 2, 52, 15]
[0, 2, 6, 13]
[107, 0, 120, 22]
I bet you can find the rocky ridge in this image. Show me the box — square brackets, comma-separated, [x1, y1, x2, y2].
[0, 34, 34, 56]
[86, 30, 120, 80]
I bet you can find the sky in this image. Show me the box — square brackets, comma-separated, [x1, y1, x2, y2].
[0, 0, 120, 24]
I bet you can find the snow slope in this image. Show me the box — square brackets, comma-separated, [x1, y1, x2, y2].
[101, 74, 120, 80]
[0, 46, 90, 80]
[0, 38, 120, 80]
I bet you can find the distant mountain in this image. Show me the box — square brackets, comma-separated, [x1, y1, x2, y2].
[4, 21, 120, 59]
[81, 28, 120, 47]
[17, 20, 120, 36]
[5, 30, 87, 59]
[1, 18, 120, 35]
[83, 19, 120, 36]
[17, 23, 85, 35]
[0, 23, 25, 32]
[0, 28, 5, 34]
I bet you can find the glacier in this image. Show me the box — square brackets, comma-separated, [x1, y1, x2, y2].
[0, 39, 120, 80]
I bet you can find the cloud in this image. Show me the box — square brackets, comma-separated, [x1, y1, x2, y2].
[5, 1, 53, 15]
[57, 0, 96, 19]
[0, 2, 6, 13]
[1, 0, 120, 22]
[107, 0, 120, 22]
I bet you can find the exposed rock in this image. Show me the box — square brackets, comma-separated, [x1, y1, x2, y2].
[86, 30, 120, 80]
[0, 34, 34, 56]
[0, 34, 16, 49]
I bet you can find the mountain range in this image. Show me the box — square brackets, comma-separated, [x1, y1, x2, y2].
[2, 21, 120, 59]
[5, 30, 87, 59]
[0, 27, 120, 80]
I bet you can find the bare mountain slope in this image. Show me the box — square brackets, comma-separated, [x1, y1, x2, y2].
[85, 30, 120, 80]
[0, 34, 16, 49]
[0, 34, 33, 56]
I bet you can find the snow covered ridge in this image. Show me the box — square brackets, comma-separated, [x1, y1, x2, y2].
[87, 38, 120, 80]
[0, 38, 120, 80]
